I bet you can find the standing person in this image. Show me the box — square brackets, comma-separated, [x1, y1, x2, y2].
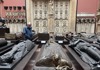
[23, 22, 33, 40]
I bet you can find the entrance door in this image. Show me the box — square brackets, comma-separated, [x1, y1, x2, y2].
[32, 0, 70, 34]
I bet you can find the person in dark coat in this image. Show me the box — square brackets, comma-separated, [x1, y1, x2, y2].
[23, 22, 33, 40]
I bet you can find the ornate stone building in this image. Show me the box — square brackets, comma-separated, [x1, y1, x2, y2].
[26, 0, 77, 34]
[0, 0, 99, 33]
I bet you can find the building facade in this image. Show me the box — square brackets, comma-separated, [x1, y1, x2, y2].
[0, 0, 99, 33]
[77, 0, 99, 33]
[0, 0, 26, 33]
[26, 0, 77, 34]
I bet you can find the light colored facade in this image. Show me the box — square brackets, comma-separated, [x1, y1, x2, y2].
[26, 0, 77, 34]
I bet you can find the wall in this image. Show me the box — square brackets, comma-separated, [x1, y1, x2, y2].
[1, 0, 99, 17]
[26, 0, 77, 33]
[78, 0, 99, 15]
[0, 0, 26, 33]
[4, 0, 25, 6]
[2, 0, 25, 17]
[77, 0, 99, 33]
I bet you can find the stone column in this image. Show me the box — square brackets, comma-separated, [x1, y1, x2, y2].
[96, 0, 100, 33]
[30, 0, 34, 30]
[26, 0, 31, 24]
[48, 14, 54, 33]
[68, 0, 77, 33]
[48, 0, 54, 33]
